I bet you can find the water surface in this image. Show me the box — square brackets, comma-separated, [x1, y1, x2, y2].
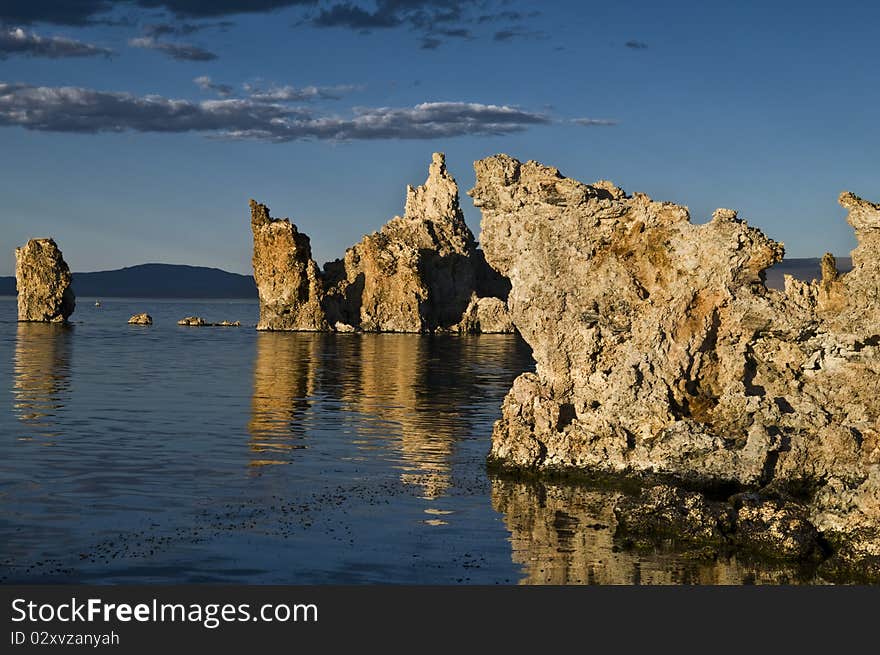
[0, 297, 817, 584]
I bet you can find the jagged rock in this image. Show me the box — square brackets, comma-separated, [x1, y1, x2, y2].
[251, 153, 510, 333]
[472, 154, 880, 572]
[453, 294, 515, 334]
[128, 313, 152, 325]
[177, 316, 207, 326]
[612, 486, 822, 560]
[15, 238, 75, 323]
[323, 152, 482, 332]
[614, 486, 733, 549]
[250, 199, 328, 332]
[215, 320, 241, 327]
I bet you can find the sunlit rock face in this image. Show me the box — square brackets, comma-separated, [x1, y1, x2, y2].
[15, 238, 75, 323]
[251, 199, 329, 332]
[472, 154, 880, 575]
[251, 153, 512, 333]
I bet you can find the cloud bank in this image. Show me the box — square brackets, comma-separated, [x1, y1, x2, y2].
[0, 27, 112, 59]
[129, 36, 218, 61]
[0, 82, 549, 142]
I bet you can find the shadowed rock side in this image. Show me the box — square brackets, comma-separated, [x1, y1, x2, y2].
[472, 154, 880, 577]
[251, 153, 512, 333]
[250, 199, 329, 331]
[15, 239, 75, 322]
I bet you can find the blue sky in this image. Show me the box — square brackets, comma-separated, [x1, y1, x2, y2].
[1, 0, 878, 276]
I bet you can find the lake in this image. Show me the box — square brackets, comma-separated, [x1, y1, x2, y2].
[0, 297, 819, 584]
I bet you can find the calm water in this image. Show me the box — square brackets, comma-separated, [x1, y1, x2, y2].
[0, 297, 817, 584]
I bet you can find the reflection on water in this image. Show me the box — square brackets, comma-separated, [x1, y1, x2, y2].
[2, 297, 833, 584]
[491, 477, 816, 585]
[13, 323, 72, 441]
[248, 333, 504, 498]
[248, 332, 321, 466]
[340, 335, 458, 499]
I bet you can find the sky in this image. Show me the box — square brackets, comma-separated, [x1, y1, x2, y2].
[0, 0, 878, 276]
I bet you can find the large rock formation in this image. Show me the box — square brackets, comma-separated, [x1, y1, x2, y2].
[251, 199, 329, 331]
[472, 154, 880, 575]
[15, 238, 76, 323]
[251, 153, 512, 333]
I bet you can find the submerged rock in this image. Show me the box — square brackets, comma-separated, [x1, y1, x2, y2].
[472, 153, 880, 574]
[128, 313, 153, 325]
[176, 316, 241, 327]
[250, 153, 510, 333]
[177, 316, 207, 326]
[15, 238, 76, 323]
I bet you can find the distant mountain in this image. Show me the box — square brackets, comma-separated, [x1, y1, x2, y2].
[0, 263, 256, 298]
[0, 258, 852, 298]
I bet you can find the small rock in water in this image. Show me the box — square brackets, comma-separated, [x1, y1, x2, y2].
[177, 316, 207, 326]
[128, 313, 153, 325]
[215, 320, 241, 327]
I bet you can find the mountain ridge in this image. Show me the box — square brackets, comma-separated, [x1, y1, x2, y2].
[0, 258, 852, 298]
[0, 263, 256, 298]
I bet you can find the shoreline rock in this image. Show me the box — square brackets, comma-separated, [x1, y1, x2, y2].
[15, 238, 76, 323]
[177, 316, 207, 326]
[472, 153, 880, 574]
[250, 153, 513, 333]
[177, 316, 241, 327]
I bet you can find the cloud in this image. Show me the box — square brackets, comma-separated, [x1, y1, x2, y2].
[144, 21, 234, 37]
[571, 117, 618, 127]
[493, 28, 545, 42]
[0, 27, 113, 59]
[1, 2, 532, 51]
[0, 81, 549, 142]
[0, 1, 318, 25]
[625, 40, 648, 49]
[243, 82, 358, 101]
[311, 1, 524, 49]
[194, 75, 233, 97]
[129, 36, 217, 61]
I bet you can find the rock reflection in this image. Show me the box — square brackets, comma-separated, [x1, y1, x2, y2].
[341, 334, 458, 499]
[248, 332, 322, 466]
[13, 323, 73, 441]
[491, 476, 817, 585]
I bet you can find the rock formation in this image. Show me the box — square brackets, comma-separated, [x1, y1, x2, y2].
[128, 313, 153, 325]
[176, 316, 241, 327]
[251, 199, 328, 331]
[452, 294, 515, 334]
[15, 238, 75, 322]
[472, 154, 880, 576]
[250, 153, 512, 333]
[177, 316, 207, 326]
